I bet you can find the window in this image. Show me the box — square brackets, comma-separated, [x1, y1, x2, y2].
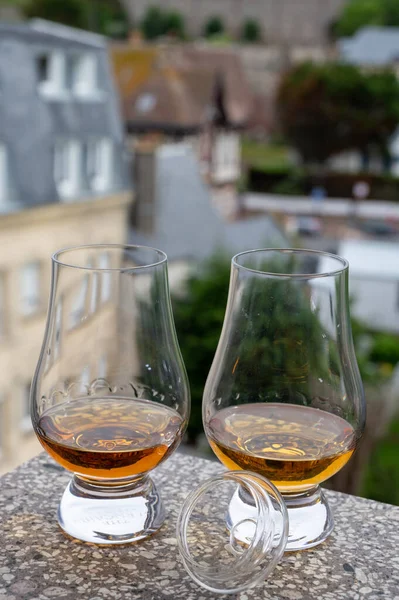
[36, 51, 66, 97]
[54, 139, 82, 200]
[89, 272, 99, 315]
[53, 298, 63, 361]
[98, 355, 107, 379]
[68, 54, 99, 98]
[99, 252, 112, 303]
[0, 395, 3, 457]
[86, 138, 114, 193]
[69, 274, 89, 329]
[37, 54, 49, 83]
[135, 93, 156, 114]
[81, 365, 90, 389]
[21, 383, 32, 433]
[0, 143, 8, 205]
[20, 262, 41, 317]
[0, 274, 4, 340]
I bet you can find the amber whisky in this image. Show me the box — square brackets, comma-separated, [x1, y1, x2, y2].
[207, 403, 356, 492]
[36, 397, 185, 479]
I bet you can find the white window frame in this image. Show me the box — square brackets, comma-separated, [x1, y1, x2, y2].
[89, 272, 99, 315]
[0, 273, 5, 341]
[37, 51, 68, 99]
[69, 274, 89, 329]
[54, 139, 82, 200]
[98, 355, 107, 380]
[86, 138, 114, 193]
[20, 382, 33, 434]
[53, 298, 63, 361]
[99, 252, 112, 303]
[20, 262, 41, 317]
[69, 53, 101, 99]
[0, 143, 8, 206]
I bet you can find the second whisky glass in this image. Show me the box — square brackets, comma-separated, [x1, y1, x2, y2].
[203, 249, 365, 551]
[31, 244, 190, 544]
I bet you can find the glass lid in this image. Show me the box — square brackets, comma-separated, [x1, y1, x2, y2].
[176, 470, 289, 594]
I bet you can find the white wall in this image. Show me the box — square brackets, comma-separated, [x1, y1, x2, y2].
[212, 132, 241, 184]
[350, 276, 399, 334]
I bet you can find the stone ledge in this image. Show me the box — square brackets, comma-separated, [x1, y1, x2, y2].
[0, 453, 398, 600]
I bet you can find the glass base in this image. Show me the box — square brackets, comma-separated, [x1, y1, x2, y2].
[282, 486, 334, 551]
[58, 474, 165, 545]
[227, 484, 333, 552]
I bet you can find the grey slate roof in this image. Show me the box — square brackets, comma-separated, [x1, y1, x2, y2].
[0, 20, 129, 215]
[129, 144, 286, 262]
[339, 26, 399, 66]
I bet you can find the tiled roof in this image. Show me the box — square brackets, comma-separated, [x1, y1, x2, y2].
[111, 43, 252, 132]
[123, 67, 215, 132]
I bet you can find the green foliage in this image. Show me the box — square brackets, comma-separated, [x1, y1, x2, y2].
[203, 15, 225, 38]
[24, 0, 86, 28]
[370, 333, 399, 366]
[140, 6, 165, 39]
[241, 18, 262, 43]
[23, 0, 129, 37]
[140, 5, 186, 40]
[173, 254, 336, 441]
[241, 138, 292, 172]
[163, 10, 185, 39]
[270, 172, 305, 195]
[335, 0, 399, 37]
[277, 62, 399, 164]
[362, 416, 399, 505]
[172, 255, 230, 442]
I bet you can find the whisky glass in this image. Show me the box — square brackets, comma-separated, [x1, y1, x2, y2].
[203, 249, 365, 551]
[31, 244, 190, 544]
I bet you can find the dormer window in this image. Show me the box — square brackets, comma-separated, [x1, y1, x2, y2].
[36, 51, 101, 99]
[69, 53, 100, 98]
[0, 144, 8, 205]
[36, 51, 66, 97]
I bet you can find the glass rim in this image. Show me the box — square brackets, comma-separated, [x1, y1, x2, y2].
[232, 248, 349, 278]
[52, 244, 168, 272]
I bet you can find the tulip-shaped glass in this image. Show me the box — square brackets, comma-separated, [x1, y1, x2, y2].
[31, 245, 190, 544]
[203, 249, 365, 551]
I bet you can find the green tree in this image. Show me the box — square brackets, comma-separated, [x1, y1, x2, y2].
[172, 254, 330, 443]
[140, 6, 185, 40]
[164, 10, 185, 39]
[277, 62, 399, 165]
[172, 255, 230, 443]
[203, 15, 225, 38]
[23, 0, 129, 37]
[24, 0, 86, 28]
[140, 5, 166, 39]
[241, 18, 262, 43]
[335, 0, 399, 37]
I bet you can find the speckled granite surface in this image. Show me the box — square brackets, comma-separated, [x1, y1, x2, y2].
[0, 453, 397, 600]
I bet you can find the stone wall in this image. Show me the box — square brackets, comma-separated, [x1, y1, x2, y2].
[126, 0, 348, 45]
[0, 193, 131, 475]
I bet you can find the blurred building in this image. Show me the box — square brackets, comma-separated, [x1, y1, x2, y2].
[0, 20, 131, 473]
[112, 44, 252, 187]
[339, 240, 399, 334]
[337, 26, 399, 176]
[126, 0, 347, 45]
[131, 143, 286, 272]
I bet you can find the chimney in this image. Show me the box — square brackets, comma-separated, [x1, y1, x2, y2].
[132, 144, 157, 234]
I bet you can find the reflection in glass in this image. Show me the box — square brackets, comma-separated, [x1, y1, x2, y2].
[203, 249, 365, 551]
[31, 245, 190, 544]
